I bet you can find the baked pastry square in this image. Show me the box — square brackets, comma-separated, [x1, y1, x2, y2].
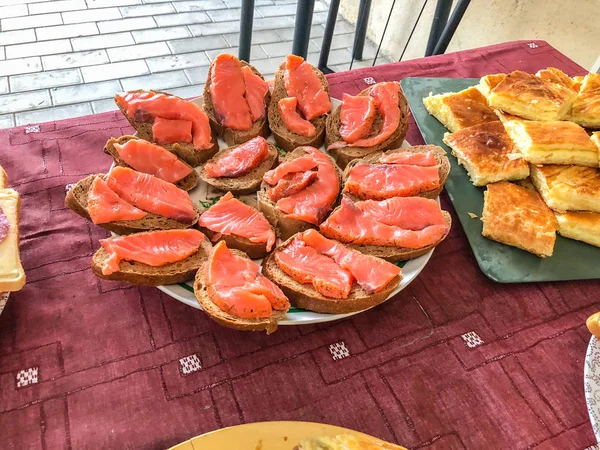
[442, 121, 529, 186]
[555, 211, 600, 247]
[569, 73, 600, 128]
[535, 67, 578, 91]
[504, 119, 599, 167]
[477, 73, 506, 97]
[487, 70, 577, 121]
[482, 181, 557, 258]
[592, 131, 600, 154]
[423, 86, 499, 132]
[530, 164, 600, 213]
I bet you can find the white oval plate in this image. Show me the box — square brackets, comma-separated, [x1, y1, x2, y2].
[585, 336, 600, 442]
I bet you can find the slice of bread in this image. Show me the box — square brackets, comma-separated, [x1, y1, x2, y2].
[267, 61, 330, 152]
[261, 235, 402, 314]
[0, 188, 26, 292]
[342, 145, 451, 200]
[257, 147, 342, 241]
[0, 165, 7, 189]
[199, 226, 274, 260]
[65, 174, 200, 235]
[325, 84, 409, 169]
[92, 234, 212, 286]
[199, 141, 278, 195]
[203, 60, 271, 146]
[104, 135, 199, 191]
[115, 89, 219, 167]
[194, 248, 287, 333]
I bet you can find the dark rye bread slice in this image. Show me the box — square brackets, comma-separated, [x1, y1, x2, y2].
[194, 248, 287, 334]
[198, 141, 278, 195]
[198, 227, 273, 260]
[104, 135, 199, 191]
[342, 145, 451, 200]
[257, 147, 342, 241]
[325, 83, 410, 169]
[267, 61, 330, 152]
[65, 174, 200, 235]
[262, 234, 402, 314]
[115, 89, 219, 167]
[203, 60, 271, 146]
[91, 234, 212, 286]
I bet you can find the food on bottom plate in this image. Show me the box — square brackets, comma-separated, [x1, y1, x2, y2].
[481, 181, 557, 258]
[442, 121, 529, 186]
[65, 167, 200, 235]
[569, 72, 600, 128]
[295, 433, 407, 450]
[319, 196, 451, 262]
[0, 183, 26, 292]
[493, 109, 524, 123]
[268, 54, 331, 151]
[197, 192, 276, 259]
[262, 229, 402, 314]
[326, 81, 409, 168]
[555, 211, 600, 247]
[203, 53, 270, 146]
[485, 70, 577, 121]
[258, 146, 341, 240]
[199, 136, 278, 195]
[535, 67, 579, 91]
[194, 240, 290, 334]
[503, 120, 599, 167]
[104, 135, 198, 190]
[342, 145, 450, 201]
[476, 73, 506, 97]
[530, 164, 600, 213]
[91, 229, 212, 286]
[422, 86, 499, 132]
[572, 75, 585, 91]
[592, 132, 600, 153]
[587, 312, 600, 339]
[114, 89, 219, 166]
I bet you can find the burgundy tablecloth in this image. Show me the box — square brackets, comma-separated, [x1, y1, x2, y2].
[1, 40, 598, 450]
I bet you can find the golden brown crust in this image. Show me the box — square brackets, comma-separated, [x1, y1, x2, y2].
[535, 67, 578, 91]
[477, 73, 506, 97]
[569, 73, 600, 128]
[555, 211, 600, 247]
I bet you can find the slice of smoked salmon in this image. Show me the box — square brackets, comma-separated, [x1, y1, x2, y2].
[100, 229, 205, 276]
[114, 139, 192, 183]
[357, 197, 448, 230]
[344, 163, 440, 200]
[284, 55, 331, 120]
[339, 93, 377, 143]
[268, 171, 318, 202]
[275, 147, 340, 225]
[205, 241, 289, 319]
[300, 229, 400, 294]
[198, 192, 276, 251]
[278, 97, 316, 137]
[210, 54, 253, 131]
[274, 236, 353, 299]
[106, 166, 196, 223]
[152, 117, 192, 145]
[87, 177, 147, 225]
[379, 151, 437, 166]
[320, 196, 449, 249]
[263, 154, 318, 185]
[115, 91, 213, 150]
[204, 136, 269, 178]
[242, 65, 269, 122]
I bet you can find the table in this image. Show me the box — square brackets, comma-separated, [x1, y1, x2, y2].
[1, 40, 598, 449]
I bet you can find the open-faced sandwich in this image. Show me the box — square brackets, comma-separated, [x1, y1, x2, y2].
[199, 136, 278, 195]
[65, 166, 200, 235]
[268, 55, 332, 151]
[263, 229, 402, 314]
[326, 81, 409, 168]
[203, 53, 271, 146]
[0, 165, 26, 292]
[115, 89, 219, 166]
[194, 240, 290, 334]
[258, 146, 341, 240]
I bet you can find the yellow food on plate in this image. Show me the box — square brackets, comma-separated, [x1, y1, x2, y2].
[0, 166, 6, 189]
[477, 73, 506, 97]
[572, 75, 585, 91]
[422, 86, 499, 132]
[535, 67, 578, 91]
[587, 312, 600, 339]
[296, 433, 407, 450]
[504, 120, 599, 167]
[481, 181, 557, 258]
[530, 164, 600, 213]
[592, 131, 600, 152]
[0, 188, 25, 292]
[442, 121, 529, 186]
[569, 72, 600, 128]
[494, 109, 523, 123]
[555, 211, 600, 247]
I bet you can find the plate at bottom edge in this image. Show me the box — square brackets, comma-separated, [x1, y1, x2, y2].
[585, 336, 600, 443]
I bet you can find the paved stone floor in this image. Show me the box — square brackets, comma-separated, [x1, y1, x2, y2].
[0, 0, 390, 129]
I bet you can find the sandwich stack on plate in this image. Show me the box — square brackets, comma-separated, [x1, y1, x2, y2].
[423, 68, 600, 258]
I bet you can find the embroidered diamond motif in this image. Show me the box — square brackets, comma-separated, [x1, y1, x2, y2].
[65, 183, 76, 194]
[179, 354, 201, 375]
[16, 367, 39, 388]
[329, 341, 350, 361]
[527, 42, 539, 49]
[461, 331, 484, 348]
[363, 77, 376, 85]
[25, 125, 40, 134]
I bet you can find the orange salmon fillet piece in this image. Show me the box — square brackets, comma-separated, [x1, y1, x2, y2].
[210, 54, 253, 131]
[278, 97, 316, 137]
[87, 177, 147, 225]
[339, 93, 377, 143]
[152, 118, 192, 145]
[284, 55, 331, 120]
[263, 154, 318, 185]
[242, 65, 269, 121]
[379, 151, 437, 166]
[204, 136, 269, 178]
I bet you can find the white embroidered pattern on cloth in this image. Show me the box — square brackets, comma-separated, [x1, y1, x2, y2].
[16, 367, 39, 388]
[329, 342, 350, 361]
[179, 354, 202, 375]
[363, 77, 376, 85]
[25, 125, 40, 134]
[528, 42, 539, 49]
[461, 331, 484, 348]
[585, 337, 600, 442]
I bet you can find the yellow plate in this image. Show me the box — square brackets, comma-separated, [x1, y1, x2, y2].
[169, 421, 406, 450]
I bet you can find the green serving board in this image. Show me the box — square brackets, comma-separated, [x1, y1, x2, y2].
[401, 77, 600, 283]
